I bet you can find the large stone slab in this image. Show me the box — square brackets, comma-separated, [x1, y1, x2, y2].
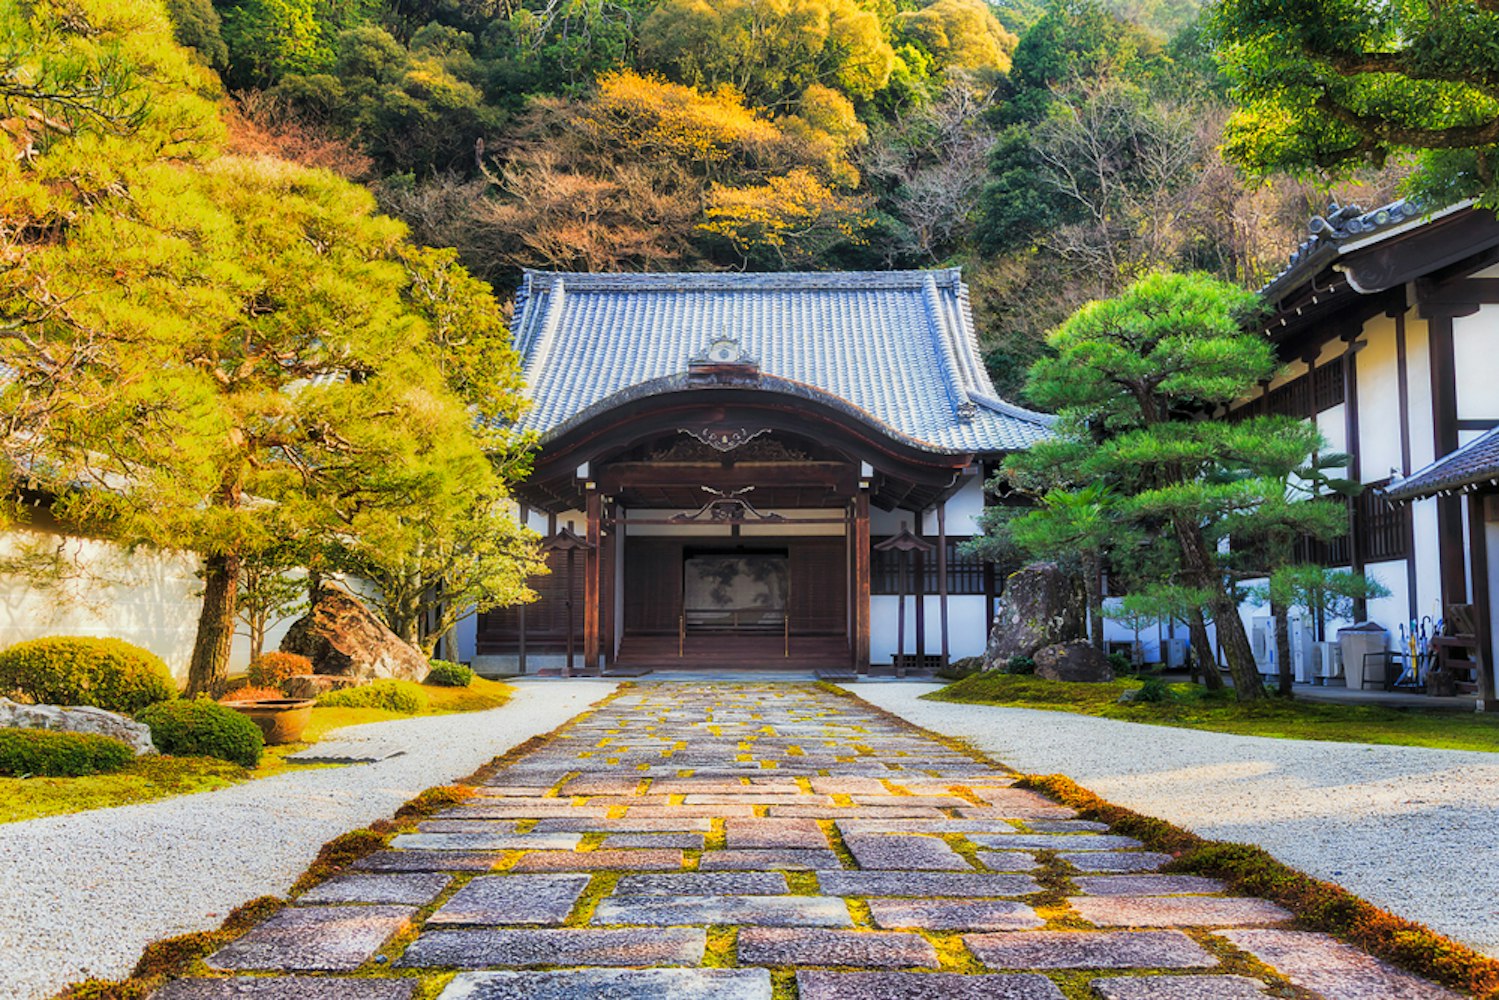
[1069, 896, 1292, 927]
[815, 870, 1040, 897]
[699, 849, 844, 870]
[355, 851, 499, 872]
[602, 833, 705, 849]
[428, 874, 590, 925]
[510, 849, 684, 871]
[207, 906, 416, 972]
[397, 927, 707, 968]
[867, 898, 1043, 931]
[1072, 876, 1226, 897]
[1060, 852, 1173, 873]
[974, 851, 1041, 871]
[963, 930, 1218, 970]
[388, 833, 583, 851]
[1089, 975, 1272, 999]
[1217, 929, 1464, 999]
[593, 894, 852, 927]
[153, 979, 418, 999]
[533, 817, 715, 833]
[843, 835, 969, 871]
[300, 874, 451, 906]
[738, 928, 938, 968]
[434, 969, 772, 1000]
[796, 971, 1064, 1000]
[613, 873, 789, 896]
[725, 819, 829, 849]
[967, 834, 1143, 851]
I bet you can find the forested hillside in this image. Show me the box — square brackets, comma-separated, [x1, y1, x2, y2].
[158, 0, 1406, 392]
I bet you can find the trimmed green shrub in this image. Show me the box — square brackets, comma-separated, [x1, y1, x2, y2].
[0, 727, 134, 776]
[1134, 676, 1173, 703]
[246, 652, 313, 692]
[1107, 651, 1133, 674]
[139, 698, 263, 767]
[424, 660, 473, 687]
[0, 637, 176, 713]
[935, 656, 983, 680]
[1005, 655, 1036, 675]
[316, 679, 427, 714]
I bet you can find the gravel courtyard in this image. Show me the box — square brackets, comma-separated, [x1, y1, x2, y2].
[0, 680, 617, 1000]
[858, 682, 1499, 958]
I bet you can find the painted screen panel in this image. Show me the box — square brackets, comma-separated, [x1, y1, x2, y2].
[684, 556, 788, 629]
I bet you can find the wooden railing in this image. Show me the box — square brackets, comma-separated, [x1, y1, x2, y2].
[678, 607, 791, 658]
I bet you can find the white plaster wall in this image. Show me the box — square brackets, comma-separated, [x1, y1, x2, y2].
[1355, 314, 1404, 480]
[871, 594, 987, 662]
[1406, 311, 1436, 470]
[921, 474, 986, 536]
[1487, 510, 1499, 682]
[0, 528, 301, 684]
[1364, 559, 1412, 637]
[1411, 496, 1445, 623]
[1317, 403, 1347, 456]
[1454, 304, 1499, 422]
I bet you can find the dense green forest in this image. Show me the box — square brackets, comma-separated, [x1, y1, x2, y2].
[149, 0, 1411, 393]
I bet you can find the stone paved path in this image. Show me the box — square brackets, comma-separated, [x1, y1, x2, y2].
[152, 683, 1464, 999]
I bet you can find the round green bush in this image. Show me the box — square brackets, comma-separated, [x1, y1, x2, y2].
[424, 660, 473, 687]
[316, 679, 428, 714]
[0, 636, 177, 713]
[138, 698, 263, 767]
[0, 727, 134, 776]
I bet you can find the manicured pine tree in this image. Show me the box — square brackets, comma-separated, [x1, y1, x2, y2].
[1006, 270, 1293, 700]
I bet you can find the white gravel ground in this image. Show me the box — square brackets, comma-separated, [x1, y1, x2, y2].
[0, 679, 616, 1000]
[858, 683, 1499, 958]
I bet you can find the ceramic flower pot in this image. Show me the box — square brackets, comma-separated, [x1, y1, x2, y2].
[225, 698, 316, 745]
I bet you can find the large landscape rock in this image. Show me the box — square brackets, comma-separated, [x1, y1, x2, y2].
[983, 563, 1084, 669]
[0, 697, 156, 754]
[282, 675, 361, 700]
[1033, 641, 1115, 683]
[280, 583, 429, 683]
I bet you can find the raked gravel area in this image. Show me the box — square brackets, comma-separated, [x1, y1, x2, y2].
[0, 679, 617, 1000]
[857, 682, 1499, 958]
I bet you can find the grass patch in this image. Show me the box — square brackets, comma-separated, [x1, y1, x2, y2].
[0, 754, 249, 824]
[928, 673, 1499, 752]
[3, 678, 515, 826]
[1018, 772, 1499, 999]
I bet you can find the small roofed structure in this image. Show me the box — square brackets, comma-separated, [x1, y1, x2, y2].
[478, 269, 1052, 674]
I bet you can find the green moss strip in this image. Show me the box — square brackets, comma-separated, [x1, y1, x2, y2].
[1016, 772, 1499, 1000]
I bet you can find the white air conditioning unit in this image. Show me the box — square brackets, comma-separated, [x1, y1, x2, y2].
[1289, 618, 1317, 683]
[1162, 637, 1187, 670]
[1309, 640, 1343, 682]
[1250, 616, 1273, 670]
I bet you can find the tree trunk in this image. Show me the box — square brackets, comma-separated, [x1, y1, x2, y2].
[1186, 607, 1224, 691]
[187, 552, 240, 696]
[1173, 517, 1265, 700]
[249, 614, 265, 662]
[1272, 598, 1294, 697]
[1085, 555, 1104, 650]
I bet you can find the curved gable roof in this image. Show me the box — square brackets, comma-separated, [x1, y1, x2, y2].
[510, 269, 1052, 455]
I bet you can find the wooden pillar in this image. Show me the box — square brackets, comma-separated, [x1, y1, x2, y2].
[1429, 315, 1469, 609]
[1341, 338, 1366, 619]
[585, 489, 602, 672]
[517, 504, 531, 676]
[937, 503, 949, 670]
[1468, 492, 1495, 712]
[1395, 309, 1419, 619]
[600, 499, 616, 671]
[914, 513, 926, 670]
[854, 491, 871, 673]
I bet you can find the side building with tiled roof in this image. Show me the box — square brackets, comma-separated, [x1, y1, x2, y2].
[1224, 201, 1499, 707]
[468, 269, 1053, 675]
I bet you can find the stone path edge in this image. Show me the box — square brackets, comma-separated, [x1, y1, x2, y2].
[45, 686, 632, 1000]
[846, 683, 1499, 1000]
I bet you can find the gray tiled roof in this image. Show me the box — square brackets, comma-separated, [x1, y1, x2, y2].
[510, 269, 1052, 455]
[1381, 426, 1499, 502]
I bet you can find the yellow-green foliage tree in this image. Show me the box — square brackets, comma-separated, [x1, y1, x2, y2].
[899, 0, 1019, 79]
[639, 0, 896, 107]
[0, 0, 536, 694]
[481, 70, 872, 271]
